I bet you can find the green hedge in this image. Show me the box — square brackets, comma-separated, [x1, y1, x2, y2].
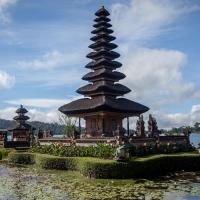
[8, 153, 35, 165]
[0, 152, 2, 160]
[129, 143, 195, 157]
[80, 159, 129, 179]
[36, 154, 78, 170]
[7, 152, 200, 179]
[0, 148, 13, 159]
[80, 153, 200, 179]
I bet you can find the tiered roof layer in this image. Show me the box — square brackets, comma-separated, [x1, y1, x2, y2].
[59, 7, 149, 116]
[8, 105, 31, 130]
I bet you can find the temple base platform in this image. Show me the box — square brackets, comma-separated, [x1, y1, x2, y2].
[38, 135, 189, 147]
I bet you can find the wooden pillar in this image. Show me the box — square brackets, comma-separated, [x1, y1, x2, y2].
[127, 117, 130, 136]
[102, 114, 105, 136]
[78, 117, 81, 134]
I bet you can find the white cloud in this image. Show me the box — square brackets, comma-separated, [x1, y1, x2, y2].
[0, 106, 60, 123]
[122, 48, 196, 107]
[5, 96, 80, 108]
[16, 50, 85, 86]
[125, 104, 200, 130]
[20, 69, 83, 87]
[1, 96, 81, 123]
[110, 0, 200, 108]
[1, 103, 200, 129]
[0, 0, 17, 23]
[17, 50, 82, 70]
[111, 0, 200, 42]
[110, 0, 200, 128]
[0, 70, 15, 89]
[28, 109, 60, 124]
[0, 106, 16, 120]
[1, 0, 199, 130]
[156, 104, 200, 129]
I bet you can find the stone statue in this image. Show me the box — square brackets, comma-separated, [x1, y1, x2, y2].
[136, 115, 145, 137]
[183, 127, 191, 143]
[148, 114, 158, 137]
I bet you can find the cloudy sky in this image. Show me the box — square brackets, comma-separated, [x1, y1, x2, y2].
[0, 0, 200, 129]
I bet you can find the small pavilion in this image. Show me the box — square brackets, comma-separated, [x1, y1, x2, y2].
[4, 105, 34, 148]
[59, 7, 149, 138]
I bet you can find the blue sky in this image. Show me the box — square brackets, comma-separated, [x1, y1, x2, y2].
[0, 0, 200, 129]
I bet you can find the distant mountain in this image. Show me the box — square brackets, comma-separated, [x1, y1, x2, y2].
[0, 119, 65, 135]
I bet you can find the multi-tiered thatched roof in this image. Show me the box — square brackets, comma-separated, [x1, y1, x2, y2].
[8, 105, 32, 130]
[59, 6, 149, 116]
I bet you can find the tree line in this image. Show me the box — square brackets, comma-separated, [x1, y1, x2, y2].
[161, 122, 200, 135]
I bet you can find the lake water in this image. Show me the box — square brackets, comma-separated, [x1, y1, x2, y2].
[190, 133, 200, 147]
[1, 163, 200, 200]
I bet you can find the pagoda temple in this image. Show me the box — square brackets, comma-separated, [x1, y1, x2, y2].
[4, 105, 34, 147]
[59, 6, 149, 138]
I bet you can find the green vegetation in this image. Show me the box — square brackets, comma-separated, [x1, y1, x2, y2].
[129, 143, 195, 157]
[30, 142, 195, 159]
[2, 164, 200, 200]
[0, 118, 65, 135]
[2, 148, 200, 199]
[5, 149, 200, 179]
[8, 152, 35, 164]
[59, 115, 77, 137]
[0, 148, 13, 159]
[79, 153, 200, 179]
[163, 122, 200, 135]
[30, 143, 116, 158]
[36, 154, 78, 170]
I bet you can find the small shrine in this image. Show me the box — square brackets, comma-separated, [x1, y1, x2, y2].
[59, 6, 149, 138]
[4, 105, 35, 148]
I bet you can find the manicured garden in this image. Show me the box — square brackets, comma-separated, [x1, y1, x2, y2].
[1, 147, 200, 179]
[2, 146, 200, 199]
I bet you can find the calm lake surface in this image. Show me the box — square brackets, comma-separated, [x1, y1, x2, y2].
[190, 133, 200, 147]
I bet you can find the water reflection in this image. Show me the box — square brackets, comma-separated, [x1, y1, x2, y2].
[1, 163, 200, 200]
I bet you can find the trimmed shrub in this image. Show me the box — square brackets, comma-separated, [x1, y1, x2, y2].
[9, 153, 35, 165]
[0, 148, 13, 159]
[0, 152, 2, 160]
[129, 143, 196, 157]
[36, 154, 78, 170]
[7, 152, 200, 179]
[80, 159, 129, 179]
[80, 153, 200, 179]
[129, 154, 200, 178]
